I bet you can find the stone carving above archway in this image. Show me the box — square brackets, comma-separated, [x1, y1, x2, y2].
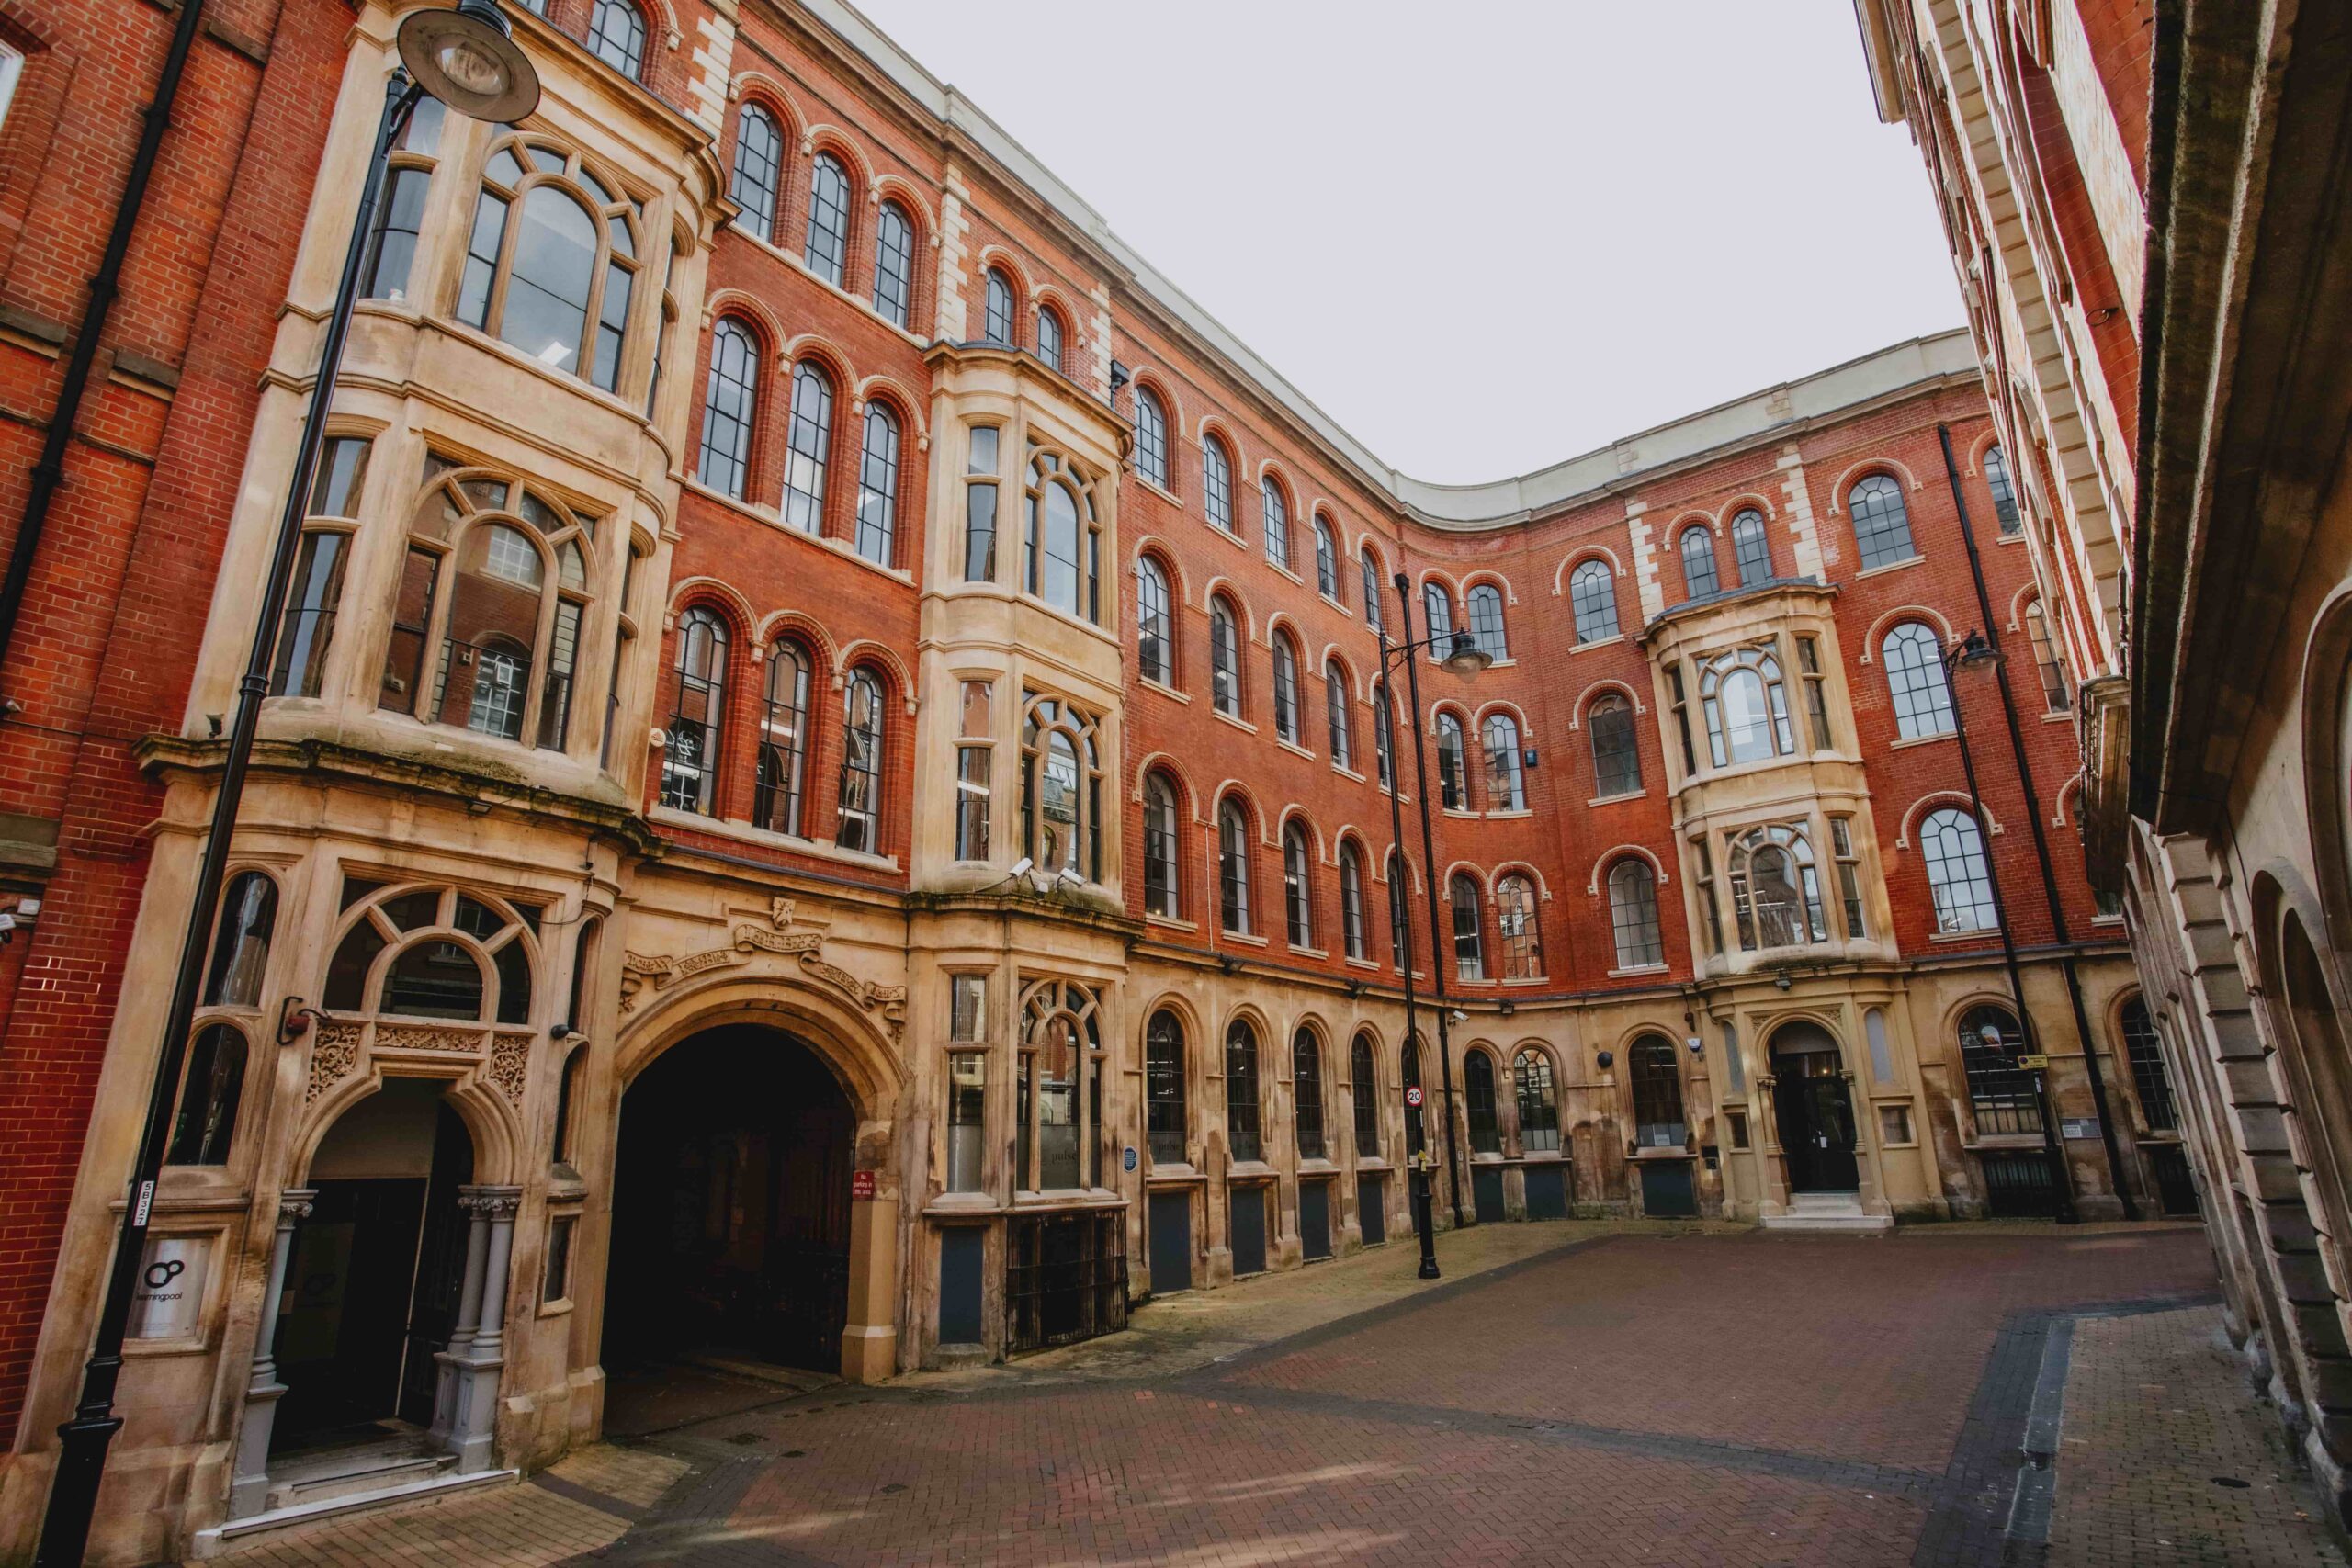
[620, 898, 908, 1039]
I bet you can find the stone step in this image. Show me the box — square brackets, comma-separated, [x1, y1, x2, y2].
[266, 1448, 455, 1511]
[191, 1467, 515, 1559]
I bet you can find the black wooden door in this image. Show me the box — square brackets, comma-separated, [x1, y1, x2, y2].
[1356, 1172, 1385, 1246]
[1148, 1189, 1193, 1293]
[1230, 1187, 1267, 1275]
[1299, 1181, 1331, 1260]
[1774, 1070, 1860, 1191]
[1638, 1160, 1698, 1217]
[1472, 1166, 1505, 1224]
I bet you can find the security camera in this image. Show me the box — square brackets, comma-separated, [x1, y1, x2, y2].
[1057, 865, 1082, 885]
[1449, 1009, 1467, 1025]
[1008, 856, 1034, 877]
[1686, 1036, 1704, 1056]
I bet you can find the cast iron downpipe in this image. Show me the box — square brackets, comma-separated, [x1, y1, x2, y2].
[1938, 423, 2136, 1219]
[1394, 573, 1465, 1228]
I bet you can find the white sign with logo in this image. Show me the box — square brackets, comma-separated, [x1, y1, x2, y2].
[130, 1235, 209, 1340]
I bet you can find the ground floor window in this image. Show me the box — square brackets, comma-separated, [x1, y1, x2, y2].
[1006, 1210, 1127, 1353]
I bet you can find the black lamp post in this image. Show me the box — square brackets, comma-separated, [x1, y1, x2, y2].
[1939, 629, 2077, 1225]
[35, 11, 538, 1562]
[1374, 596, 1491, 1280]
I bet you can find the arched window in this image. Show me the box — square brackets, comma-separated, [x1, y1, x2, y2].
[1339, 841, 1367, 960]
[1386, 850, 1410, 965]
[782, 360, 834, 533]
[382, 461, 597, 753]
[1629, 1034, 1687, 1146]
[1731, 507, 1772, 585]
[1568, 559, 1618, 643]
[659, 606, 727, 814]
[1960, 1004, 2041, 1134]
[1226, 1018, 1261, 1162]
[1315, 517, 1340, 600]
[1361, 547, 1385, 632]
[1483, 713, 1526, 810]
[1372, 681, 1396, 791]
[1849, 473, 1916, 569]
[1421, 582, 1453, 643]
[1699, 645, 1794, 767]
[1435, 711, 1469, 809]
[1464, 1051, 1500, 1154]
[1271, 630, 1303, 743]
[696, 317, 758, 498]
[1589, 693, 1641, 796]
[587, 0, 645, 77]
[1883, 621, 1954, 739]
[1295, 1028, 1326, 1158]
[1679, 525, 1719, 599]
[1261, 476, 1290, 567]
[1496, 872, 1542, 979]
[551, 1043, 588, 1167]
[729, 103, 783, 241]
[1036, 306, 1064, 375]
[2024, 598, 2070, 713]
[1134, 388, 1170, 489]
[836, 667, 885, 854]
[1608, 858, 1664, 968]
[1283, 821, 1314, 947]
[269, 436, 371, 699]
[1203, 435, 1235, 534]
[202, 871, 278, 1009]
[1147, 1010, 1187, 1163]
[1024, 449, 1102, 622]
[1466, 583, 1509, 659]
[1218, 799, 1250, 933]
[322, 886, 536, 1027]
[1325, 659, 1353, 768]
[1351, 1032, 1380, 1158]
[167, 1023, 248, 1166]
[1136, 556, 1174, 685]
[804, 152, 852, 286]
[1143, 772, 1181, 917]
[1729, 823, 1826, 949]
[855, 402, 900, 566]
[982, 266, 1016, 346]
[1210, 596, 1242, 716]
[1514, 1049, 1559, 1153]
[1450, 872, 1485, 981]
[872, 200, 914, 327]
[458, 135, 642, 392]
[1984, 444, 2021, 534]
[754, 639, 810, 836]
[1920, 807, 1997, 933]
[1021, 695, 1103, 880]
[1019, 979, 1104, 1190]
[2120, 996, 2177, 1131]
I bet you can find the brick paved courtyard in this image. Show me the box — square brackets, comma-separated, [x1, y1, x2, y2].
[209, 1222, 2349, 1568]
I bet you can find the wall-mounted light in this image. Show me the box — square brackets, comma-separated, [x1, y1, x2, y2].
[277, 998, 327, 1045]
[1498, 998, 1515, 1017]
[1774, 971, 1792, 991]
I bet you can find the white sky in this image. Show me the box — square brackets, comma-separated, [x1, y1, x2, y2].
[846, 1, 1964, 484]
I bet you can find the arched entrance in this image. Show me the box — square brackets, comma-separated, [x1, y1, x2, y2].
[1770, 1021, 1859, 1192]
[605, 1025, 854, 1374]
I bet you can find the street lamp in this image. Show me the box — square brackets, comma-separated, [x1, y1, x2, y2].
[1374, 585, 1488, 1280]
[1939, 629, 2078, 1225]
[36, 14, 537, 1563]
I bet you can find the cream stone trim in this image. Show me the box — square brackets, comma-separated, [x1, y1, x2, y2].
[1823, 457, 1926, 512]
[702, 288, 787, 352]
[1893, 792, 2002, 850]
[1566, 678, 1646, 725]
[666, 574, 758, 632]
[1587, 843, 1670, 896]
[1715, 491, 1780, 524]
[833, 638, 917, 711]
[1551, 543, 1627, 596]
[1201, 576, 1255, 640]
[1857, 604, 1957, 663]
[1460, 569, 1518, 606]
[802, 125, 877, 194]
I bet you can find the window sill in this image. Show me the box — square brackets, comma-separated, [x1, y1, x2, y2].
[1134, 476, 1182, 508]
[1209, 708, 1259, 737]
[1266, 559, 1304, 588]
[1928, 927, 2001, 943]
[1208, 521, 1249, 550]
[1501, 976, 1549, 987]
[1140, 678, 1192, 705]
[1888, 730, 1956, 750]
[1299, 1156, 1339, 1174]
[1607, 963, 1671, 978]
[2040, 709, 2072, 723]
[1485, 807, 1532, 820]
[1853, 554, 1927, 581]
[1993, 530, 2026, 546]
[1441, 807, 1478, 820]
[1227, 1161, 1276, 1181]
[1330, 761, 1365, 784]
[1453, 975, 1498, 988]
[1569, 633, 1625, 655]
[649, 805, 901, 873]
[1146, 913, 1199, 934]
[1344, 956, 1380, 972]
[1318, 592, 1351, 618]
[1274, 737, 1317, 762]
[1221, 931, 1270, 948]
[1589, 790, 1645, 807]
[923, 1194, 1005, 1217]
[1287, 943, 1329, 960]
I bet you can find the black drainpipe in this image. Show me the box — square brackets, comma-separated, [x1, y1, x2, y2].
[1938, 423, 2138, 1218]
[0, 0, 211, 680]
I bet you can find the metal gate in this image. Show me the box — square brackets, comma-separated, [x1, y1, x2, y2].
[1006, 1212, 1127, 1354]
[1980, 1150, 2064, 1217]
[2147, 1144, 2199, 1216]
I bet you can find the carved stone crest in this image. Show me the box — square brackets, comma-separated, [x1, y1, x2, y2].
[489, 1032, 531, 1105]
[305, 1023, 363, 1104]
[375, 1024, 484, 1055]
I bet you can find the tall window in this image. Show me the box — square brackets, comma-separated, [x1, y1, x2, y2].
[1024, 450, 1102, 622]
[1496, 872, 1541, 978]
[1021, 695, 1102, 879]
[696, 317, 759, 498]
[1036, 307, 1064, 375]
[1283, 822, 1313, 947]
[836, 667, 884, 853]
[1361, 547, 1384, 632]
[1136, 557, 1174, 685]
[1849, 473, 1917, 569]
[1568, 560, 1618, 643]
[1679, 525, 1719, 599]
[1373, 682, 1396, 791]
[1143, 773, 1181, 917]
[1226, 1019, 1262, 1163]
[1019, 979, 1103, 1190]
[1435, 711, 1469, 809]
[1261, 476, 1290, 567]
[587, 0, 645, 76]
[1608, 858, 1664, 968]
[1483, 714, 1526, 810]
[169, 1024, 250, 1166]
[954, 680, 990, 861]
[1960, 1004, 2041, 1134]
[1421, 583, 1453, 644]
[1450, 872, 1484, 981]
[1464, 1052, 1499, 1154]
[1271, 631, 1303, 743]
[1218, 800, 1250, 933]
[1629, 1035, 1687, 1147]
[269, 436, 371, 698]
[804, 152, 851, 286]
[782, 360, 834, 533]
[1731, 507, 1772, 584]
[1883, 621, 1956, 739]
[201, 871, 278, 1009]
[1589, 693, 1641, 796]
[872, 200, 914, 327]
[964, 425, 999, 582]
[659, 607, 727, 813]
[1514, 1050, 1559, 1154]
[1315, 517, 1340, 599]
[1295, 1029, 1326, 1158]
[1339, 842, 1367, 960]
[1699, 645, 1794, 766]
[1147, 1010, 1186, 1163]
[1351, 1032, 1380, 1158]
[1210, 596, 1241, 716]
[754, 640, 810, 835]
[363, 98, 441, 302]
[1135, 388, 1170, 489]
[729, 104, 783, 242]
[1466, 583, 1509, 659]
[1920, 807, 1997, 933]
[458, 134, 642, 393]
[1324, 659, 1352, 768]
[947, 976, 988, 1191]
[1729, 823, 1826, 949]
[2024, 599, 2070, 713]
[982, 267, 1015, 345]
[1203, 436, 1235, 534]
[2120, 996, 2177, 1131]
[855, 402, 900, 566]
[1984, 444, 2021, 534]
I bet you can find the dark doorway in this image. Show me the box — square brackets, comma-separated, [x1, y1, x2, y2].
[1230, 1185, 1268, 1275]
[1472, 1166, 1505, 1224]
[2147, 1143, 2199, 1216]
[1148, 1189, 1193, 1293]
[1006, 1211, 1126, 1353]
[1982, 1150, 2064, 1216]
[1524, 1162, 1568, 1220]
[1638, 1159, 1698, 1217]
[277, 1084, 473, 1442]
[605, 1026, 854, 1374]
[1299, 1180, 1332, 1260]
[1770, 1024, 1860, 1192]
[1357, 1172, 1385, 1246]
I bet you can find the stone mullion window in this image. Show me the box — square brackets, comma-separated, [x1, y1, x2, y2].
[1019, 979, 1106, 1192]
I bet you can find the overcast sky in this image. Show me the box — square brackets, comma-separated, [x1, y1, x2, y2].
[848, 1, 1964, 483]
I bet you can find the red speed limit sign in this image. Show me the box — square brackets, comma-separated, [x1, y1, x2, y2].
[1405, 1086, 1424, 1108]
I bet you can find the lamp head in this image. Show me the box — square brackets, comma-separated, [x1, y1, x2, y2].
[1440, 628, 1492, 677]
[398, 0, 542, 123]
[1950, 628, 1999, 671]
